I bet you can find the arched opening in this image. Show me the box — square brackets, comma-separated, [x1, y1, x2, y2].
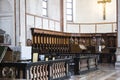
[0, 0, 14, 45]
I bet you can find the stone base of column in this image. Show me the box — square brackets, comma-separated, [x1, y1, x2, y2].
[115, 61, 120, 69]
[115, 48, 120, 69]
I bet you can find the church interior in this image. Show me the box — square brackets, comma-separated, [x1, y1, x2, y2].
[0, 0, 120, 80]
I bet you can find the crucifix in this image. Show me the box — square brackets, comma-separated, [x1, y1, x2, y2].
[97, 0, 111, 20]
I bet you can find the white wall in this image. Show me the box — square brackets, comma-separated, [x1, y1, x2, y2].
[26, 0, 61, 40]
[65, 0, 117, 33]
[48, 0, 60, 21]
[26, 0, 60, 21]
[26, 0, 42, 16]
[75, 0, 116, 23]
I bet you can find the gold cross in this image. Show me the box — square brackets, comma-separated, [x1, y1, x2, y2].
[97, 0, 111, 20]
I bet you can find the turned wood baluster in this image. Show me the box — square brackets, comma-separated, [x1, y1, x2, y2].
[60, 62, 63, 77]
[56, 63, 58, 78]
[52, 63, 55, 79]
[32, 35, 34, 47]
[55, 63, 57, 79]
[46, 64, 48, 75]
[61, 62, 64, 77]
[39, 65, 43, 80]
[63, 62, 65, 76]
[63, 37, 65, 52]
[60, 62, 62, 77]
[54, 63, 56, 79]
[36, 66, 40, 79]
[61, 62, 63, 77]
[58, 62, 61, 77]
[54, 63, 57, 79]
[34, 34, 37, 48]
[45, 64, 48, 80]
[38, 34, 41, 53]
[30, 66, 34, 79]
[57, 63, 59, 78]
[59, 37, 61, 53]
[38, 65, 42, 80]
[43, 65, 45, 76]
[36, 34, 39, 49]
[58, 37, 60, 53]
[59, 62, 62, 77]
[33, 66, 37, 80]
[53, 35, 56, 52]
[56, 63, 59, 78]
[37, 65, 41, 80]
[49, 35, 51, 53]
[41, 65, 45, 80]
[40, 34, 43, 53]
[35, 66, 39, 80]
[59, 62, 61, 77]
[63, 62, 65, 77]
[43, 65, 46, 80]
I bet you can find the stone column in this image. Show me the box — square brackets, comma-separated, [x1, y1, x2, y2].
[115, 0, 120, 69]
[115, 48, 120, 69]
[20, 0, 26, 46]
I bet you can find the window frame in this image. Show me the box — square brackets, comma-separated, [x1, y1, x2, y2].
[42, 0, 48, 17]
[66, 0, 73, 22]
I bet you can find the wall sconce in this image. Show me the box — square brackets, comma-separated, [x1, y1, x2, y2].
[97, 0, 111, 20]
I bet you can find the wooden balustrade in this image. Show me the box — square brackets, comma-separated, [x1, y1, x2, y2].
[31, 28, 116, 52]
[52, 62, 66, 79]
[31, 28, 116, 64]
[0, 59, 70, 80]
[0, 25, 117, 80]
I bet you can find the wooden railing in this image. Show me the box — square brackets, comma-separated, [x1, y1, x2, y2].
[0, 59, 70, 80]
[31, 28, 117, 57]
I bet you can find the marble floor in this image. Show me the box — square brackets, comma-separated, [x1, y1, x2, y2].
[66, 64, 120, 80]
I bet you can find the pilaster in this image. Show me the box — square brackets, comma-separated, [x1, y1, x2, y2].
[115, 48, 120, 69]
[115, 0, 120, 69]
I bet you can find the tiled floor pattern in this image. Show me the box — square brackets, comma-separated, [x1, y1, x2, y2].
[66, 64, 120, 80]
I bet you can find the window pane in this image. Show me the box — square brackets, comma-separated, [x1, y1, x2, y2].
[67, 0, 72, 2]
[42, 9, 47, 16]
[67, 3, 72, 8]
[42, 1, 47, 8]
[42, 0, 47, 16]
[66, 0, 73, 21]
[67, 9, 72, 14]
[67, 15, 72, 21]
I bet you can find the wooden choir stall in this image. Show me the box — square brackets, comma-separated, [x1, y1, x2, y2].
[0, 28, 117, 79]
